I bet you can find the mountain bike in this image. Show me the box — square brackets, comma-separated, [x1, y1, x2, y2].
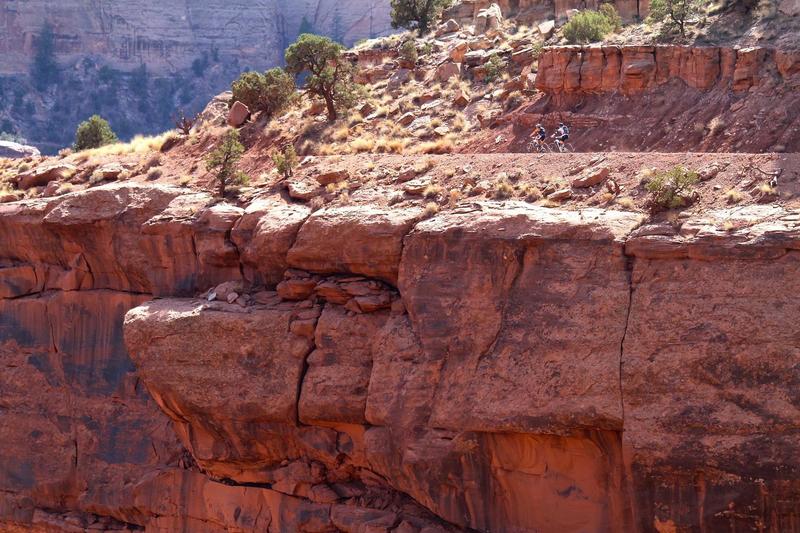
[528, 138, 551, 153]
[552, 138, 575, 153]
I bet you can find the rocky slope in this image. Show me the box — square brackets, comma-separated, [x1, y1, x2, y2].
[0, 0, 391, 153]
[1, 173, 799, 532]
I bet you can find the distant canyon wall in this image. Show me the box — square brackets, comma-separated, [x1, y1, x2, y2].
[0, 0, 392, 76]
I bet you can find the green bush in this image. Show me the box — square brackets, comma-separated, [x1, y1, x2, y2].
[390, 0, 453, 36]
[206, 129, 246, 197]
[285, 34, 361, 121]
[400, 38, 418, 64]
[647, 0, 704, 37]
[272, 145, 298, 178]
[74, 115, 118, 151]
[563, 10, 614, 44]
[483, 54, 507, 83]
[645, 165, 699, 211]
[599, 3, 622, 31]
[231, 68, 296, 116]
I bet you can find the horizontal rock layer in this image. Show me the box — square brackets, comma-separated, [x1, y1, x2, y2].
[2, 184, 800, 531]
[536, 45, 800, 94]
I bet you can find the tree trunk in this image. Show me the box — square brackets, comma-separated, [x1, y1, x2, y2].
[324, 93, 337, 121]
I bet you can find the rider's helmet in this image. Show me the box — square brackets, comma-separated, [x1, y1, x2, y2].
[559, 122, 565, 127]
[536, 123, 542, 128]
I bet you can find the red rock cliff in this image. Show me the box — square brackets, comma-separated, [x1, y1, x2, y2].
[1, 183, 799, 531]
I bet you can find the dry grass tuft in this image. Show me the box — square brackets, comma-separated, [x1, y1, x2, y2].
[415, 136, 455, 154]
[725, 189, 743, 204]
[350, 136, 375, 153]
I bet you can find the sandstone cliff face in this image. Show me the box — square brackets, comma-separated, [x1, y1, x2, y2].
[510, 45, 800, 152]
[2, 183, 800, 531]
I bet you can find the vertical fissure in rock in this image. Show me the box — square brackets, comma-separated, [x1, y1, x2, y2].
[618, 253, 636, 425]
[293, 304, 323, 427]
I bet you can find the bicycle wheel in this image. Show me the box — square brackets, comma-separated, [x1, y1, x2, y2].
[565, 143, 575, 152]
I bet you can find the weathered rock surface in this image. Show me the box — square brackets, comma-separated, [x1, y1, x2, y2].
[536, 45, 800, 94]
[3, 187, 800, 532]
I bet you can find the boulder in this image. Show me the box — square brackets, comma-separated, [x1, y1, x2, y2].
[397, 112, 417, 126]
[94, 162, 127, 180]
[538, 20, 556, 39]
[476, 3, 503, 33]
[449, 41, 469, 63]
[0, 140, 40, 159]
[227, 100, 250, 127]
[453, 89, 470, 107]
[388, 68, 411, 89]
[435, 61, 461, 82]
[436, 19, 461, 36]
[548, 188, 572, 201]
[287, 179, 322, 201]
[315, 169, 350, 186]
[464, 49, 490, 67]
[195, 91, 231, 129]
[572, 166, 610, 188]
[17, 163, 77, 190]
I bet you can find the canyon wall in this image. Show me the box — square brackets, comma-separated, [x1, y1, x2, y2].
[0, 0, 391, 153]
[1, 180, 799, 531]
[0, 0, 391, 76]
[510, 45, 800, 152]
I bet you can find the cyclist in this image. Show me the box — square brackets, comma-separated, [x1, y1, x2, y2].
[552, 122, 570, 152]
[530, 123, 547, 152]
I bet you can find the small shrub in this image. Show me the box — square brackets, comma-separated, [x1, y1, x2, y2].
[423, 201, 440, 217]
[599, 3, 623, 31]
[231, 67, 296, 116]
[74, 115, 118, 151]
[423, 184, 444, 198]
[708, 116, 725, 135]
[645, 165, 699, 212]
[146, 168, 163, 181]
[493, 177, 515, 199]
[351, 136, 375, 153]
[400, 38, 418, 64]
[448, 188, 462, 206]
[724, 189, 743, 204]
[616, 197, 636, 209]
[173, 109, 198, 135]
[416, 137, 454, 154]
[178, 176, 192, 187]
[332, 126, 350, 141]
[272, 145, 298, 178]
[521, 184, 542, 202]
[563, 10, 614, 44]
[483, 54, 507, 83]
[414, 157, 435, 174]
[205, 129, 246, 197]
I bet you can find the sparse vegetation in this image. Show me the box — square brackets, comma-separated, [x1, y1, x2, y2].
[285, 34, 361, 121]
[648, 0, 705, 36]
[74, 115, 118, 151]
[206, 129, 246, 197]
[563, 9, 616, 44]
[231, 67, 297, 116]
[173, 110, 198, 135]
[272, 145, 298, 178]
[391, 0, 454, 36]
[725, 189, 743, 204]
[400, 38, 419, 64]
[483, 54, 507, 83]
[645, 165, 699, 212]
